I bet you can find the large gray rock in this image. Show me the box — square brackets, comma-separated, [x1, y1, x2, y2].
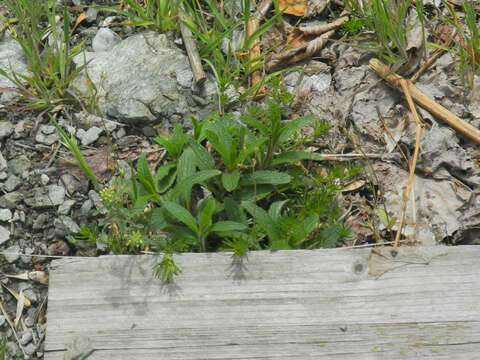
[0, 32, 30, 103]
[71, 31, 206, 124]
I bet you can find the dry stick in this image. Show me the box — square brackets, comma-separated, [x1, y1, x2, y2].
[179, 3, 206, 86]
[248, 0, 273, 94]
[0, 298, 26, 358]
[391, 79, 424, 254]
[370, 58, 480, 144]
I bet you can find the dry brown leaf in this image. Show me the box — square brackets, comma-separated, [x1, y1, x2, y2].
[279, 0, 307, 16]
[1, 284, 31, 307]
[73, 12, 86, 32]
[342, 179, 366, 192]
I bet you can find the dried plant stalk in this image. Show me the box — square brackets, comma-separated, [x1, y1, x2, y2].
[370, 58, 480, 144]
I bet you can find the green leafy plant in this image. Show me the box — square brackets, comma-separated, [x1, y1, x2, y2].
[94, 0, 180, 32]
[0, 1, 86, 110]
[182, 0, 284, 111]
[67, 82, 358, 282]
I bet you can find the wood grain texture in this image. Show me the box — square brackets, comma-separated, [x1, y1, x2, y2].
[44, 246, 480, 359]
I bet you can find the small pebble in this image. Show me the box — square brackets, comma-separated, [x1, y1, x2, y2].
[0, 208, 12, 221]
[21, 330, 33, 345]
[40, 173, 50, 185]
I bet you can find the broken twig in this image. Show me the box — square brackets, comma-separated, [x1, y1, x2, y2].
[370, 58, 480, 144]
[179, 4, 206, 86]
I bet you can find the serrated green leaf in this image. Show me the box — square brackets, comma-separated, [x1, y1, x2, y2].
[210, 221, 248, 233]
[222, 170, 240, 192]
[268, 200, 288, 222]
[242, 201, 281, 244]
[224, 197, 247, 225]
[154, 124, 188, 159]
[171, 170, 221, 200]
[291, 214, 319, 244]
[235, 185, 273, 201]
[146, 207, 168, 231]
[277, 115, 317, 145]
[240, 170, 291, 186]
[206, 122, 237, 170]
[188, 140, 216, 170]
[162, 201, 198, 233]
[136, 153, 156, 194]
[198, 198, 216, 231]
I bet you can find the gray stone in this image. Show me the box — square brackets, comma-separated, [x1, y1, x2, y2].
[73, 113, 120, 132]
[88, 190, 107, 214]
[13, 120, 28, 139]
[0, 171, 7, 181]
[24, 342, 37, 356]
[54, 215, 80, 236]
[8, 155, 32, 176]
[5, 341, 18, 358]
[80, 199, 93, 216]
[40, 173, 50, 186]
[3, 174, 22, 192]
[24, 185, 65, 208]
[284, 61, 331, 94]
[0, 152, 6, 172]
[0, 208, 12, 221]
[71, 32, 213, 123]
[92, 28, 121, 52]
[20, 330, 33, 345]
[20, 246, 33, 264]
[12, 209, 25, 223]
[35, 124, 59, 145]
[33, 213, 49, 230]
[0, 32, 30, 103]
[0, 191, 23, 208]
[85, 7, 99, 23]
[76, 126, 103, 146]
[60, 173, 84, 195]
[24, 314, 35, 328]
[0, 121, 13, 139]
[58, 199, 75, 215]
[192, 95, 209, 106]
[0, 315, 5, 327]
[142, 126, 156, 137]
[115, 127, 126, 139]
[0, 225, 10, 245]
[3, 244, 20, 263]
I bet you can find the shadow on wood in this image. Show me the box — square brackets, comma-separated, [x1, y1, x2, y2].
[45, 246, 480, 359]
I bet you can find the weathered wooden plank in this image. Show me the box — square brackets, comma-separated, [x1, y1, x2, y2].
[45, 246, 480, 359]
